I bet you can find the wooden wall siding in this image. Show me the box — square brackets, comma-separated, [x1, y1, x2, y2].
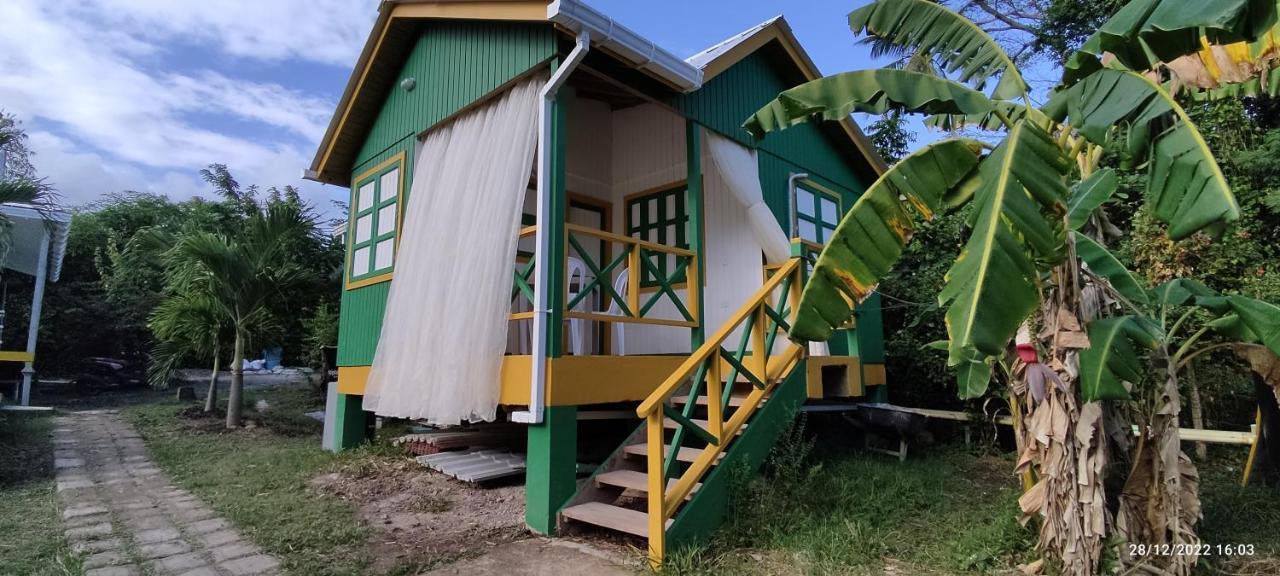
[566, 96, 613, 202]
[354, 21, 555, 169]
[666, 49, 867, 217]
[338, 21, 554, 368]
[338, 280, 391, 366]
[610, 103, 764, 355]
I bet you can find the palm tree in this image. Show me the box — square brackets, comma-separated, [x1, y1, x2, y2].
[0, 120, 55, 265]
[148, 290, 231, 412]
[746, 0, 1280, 573]
[162, 202, 311, 427]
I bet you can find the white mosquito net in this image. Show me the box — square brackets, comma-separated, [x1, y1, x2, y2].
[363, 75, 546, 424]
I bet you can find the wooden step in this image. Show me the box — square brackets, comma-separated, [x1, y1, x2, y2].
[622, 443, 723, 464]
[672, 393, 757, 408]
[593, 470, 701, 499]
[561, 502, 669, 538]
[663, 418, 746, 434]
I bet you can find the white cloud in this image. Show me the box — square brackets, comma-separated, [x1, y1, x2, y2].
[0, 0, 364, 215]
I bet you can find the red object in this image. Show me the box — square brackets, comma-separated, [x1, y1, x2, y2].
[1016, 343, 1039, 364]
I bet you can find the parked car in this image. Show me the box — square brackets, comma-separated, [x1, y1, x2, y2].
[74, 357, 145, 389]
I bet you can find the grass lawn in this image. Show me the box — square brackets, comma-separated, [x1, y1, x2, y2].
[0, 412, 80, 575]
[665, 422, 1034, 575]
[124, 386, 406, 576]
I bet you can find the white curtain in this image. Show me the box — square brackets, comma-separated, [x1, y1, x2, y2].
[363, 75, 546, 424]
[706, 131, 828, 356]
[706, 132, 791, 265]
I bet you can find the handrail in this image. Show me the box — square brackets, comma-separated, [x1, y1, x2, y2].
[635, 256, 806, 565]
[510, 224, 699, 329]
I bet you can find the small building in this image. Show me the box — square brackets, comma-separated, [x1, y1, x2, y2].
[0, 203, 71, 405]
[307, 0, 887, 563]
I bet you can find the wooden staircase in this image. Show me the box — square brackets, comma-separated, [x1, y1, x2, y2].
[557, 257, 809, 566]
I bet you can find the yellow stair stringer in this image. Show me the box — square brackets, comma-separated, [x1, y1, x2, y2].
[634, 257, 807, 567]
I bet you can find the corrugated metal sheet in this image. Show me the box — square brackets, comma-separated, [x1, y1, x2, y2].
[354, 21, 556, 168]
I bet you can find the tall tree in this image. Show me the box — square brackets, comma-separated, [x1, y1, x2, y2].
[0, 111, 54, 265]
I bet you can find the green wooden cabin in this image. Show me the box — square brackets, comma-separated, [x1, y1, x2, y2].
[307, 0, 887, 564]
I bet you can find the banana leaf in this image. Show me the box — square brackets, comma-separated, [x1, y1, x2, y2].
[1064, 0, 1279, 85]
[1073, 232, 1150, 308]
[940, 121, 1070, 368]
[1047, 69, 1240, 240]
[1066, 169, 1118, 231]
[1228, 295, 1280, 355]
[743, 69, 994, 138]
[924, 101, 1054, 133]
[848, 0, 1028, 100]
[1079, 316, 1159, 402]
[1150, 278, 1217, 311]
[790, 138, 986, 342]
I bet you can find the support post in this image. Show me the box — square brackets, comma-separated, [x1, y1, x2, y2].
[330, 392, 372, 451]
[524, 86, 577, 534]
[686, 120, 705, 348]
[525, 404, 577, 534]
[20, 229, 50, 406]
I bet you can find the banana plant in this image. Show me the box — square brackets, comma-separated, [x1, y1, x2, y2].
[743, 0, 1280, 574]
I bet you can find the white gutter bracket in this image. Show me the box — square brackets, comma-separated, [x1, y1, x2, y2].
[512, 30, 591, 425]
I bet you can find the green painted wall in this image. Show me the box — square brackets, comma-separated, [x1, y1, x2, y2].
[355, 21, 556, 167]
[670, 48, 884, 371]
[337, 21, 556, 368]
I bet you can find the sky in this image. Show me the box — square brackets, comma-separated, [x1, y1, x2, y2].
[0, 0, 912, 216]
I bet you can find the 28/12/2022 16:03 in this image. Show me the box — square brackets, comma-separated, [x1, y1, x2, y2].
[1128, 544, 1256, 558]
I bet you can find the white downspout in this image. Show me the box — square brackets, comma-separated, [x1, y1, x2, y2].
[787, 172, 809, 239]
[512, 31, 591, 425]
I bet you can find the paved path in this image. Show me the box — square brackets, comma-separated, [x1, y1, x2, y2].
[52, 410, 282, 576]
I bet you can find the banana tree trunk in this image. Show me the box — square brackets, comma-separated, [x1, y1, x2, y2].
[1187, 360, 1207, 460]
[1014, 281, 1110, 576]
[1117, 351, 1201, 576]
[226, 330, 245, 428]
[203, 349, 220, 413]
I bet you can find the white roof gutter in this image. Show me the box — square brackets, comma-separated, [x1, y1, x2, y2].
[547, 0, 703, 93]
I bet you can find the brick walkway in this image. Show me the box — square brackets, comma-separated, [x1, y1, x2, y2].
[52, 410, 283, 576]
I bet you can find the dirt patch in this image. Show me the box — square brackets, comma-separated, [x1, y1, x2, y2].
[311, 457, 526, 571]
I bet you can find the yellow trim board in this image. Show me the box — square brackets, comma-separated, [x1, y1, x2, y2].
[337, 366, 372, 395]
[393, 1, 548, 22]
[805, 356, 862, 399]
[338, 356, 688, 405]
[863, 363, 887, 387]
[0, 351, 34, 363]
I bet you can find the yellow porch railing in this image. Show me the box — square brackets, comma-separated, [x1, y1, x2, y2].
[635, 256, 806, 565]
[510, 224, 699, 328]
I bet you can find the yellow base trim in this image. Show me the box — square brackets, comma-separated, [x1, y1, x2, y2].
[805, 356, 863, 399]
[337, 366, 372, 395]
[863, 363, 887, 387]
[0, 351, 34, 363]
[337, 356, 688, 406]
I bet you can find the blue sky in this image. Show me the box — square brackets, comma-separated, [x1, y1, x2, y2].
[0, 0, 924, 216]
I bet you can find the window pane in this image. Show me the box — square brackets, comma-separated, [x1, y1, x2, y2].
[822, 225, 836, 243]
[355, 215, 372, 243]
[374, 239, 395, 271]
[820, 197, 838, 225]
[353, 247, 370, 276]
[630, 203, 640, 230]
[379, 169, 399, 203]
[665, 193, 675, 219]
[357, 182, 375, 212]
[798, 219, 817, 243]
[648, 198, 658, 224]
[377, 204, 396, 235]
[796, 188, 815, 216]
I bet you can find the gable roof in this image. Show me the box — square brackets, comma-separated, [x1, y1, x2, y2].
[308, 2, 886, 186]
[687, 16, 887, 176]
[1, 203, 71, 283]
